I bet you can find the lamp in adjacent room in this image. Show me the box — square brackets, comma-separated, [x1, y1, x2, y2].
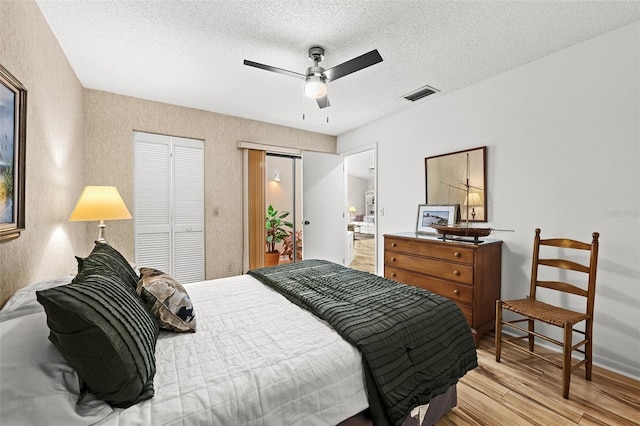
[69, 186, 132, 244]
[348, 206, 357, 220]
[463, 192, 483, 221]
[273, 171, 281, 182]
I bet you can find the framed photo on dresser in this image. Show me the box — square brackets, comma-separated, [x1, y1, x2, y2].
[416, 204, 458, 235]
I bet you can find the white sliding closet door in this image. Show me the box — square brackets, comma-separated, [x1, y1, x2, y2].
[172, 138, 205, 283]
[134, 132, 205, 284]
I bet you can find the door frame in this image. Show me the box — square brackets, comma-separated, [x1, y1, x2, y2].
[342, 143, 378, 275]
[240, 141, 305, 272]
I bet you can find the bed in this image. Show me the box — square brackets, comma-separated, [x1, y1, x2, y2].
[0, 244, 476, 426]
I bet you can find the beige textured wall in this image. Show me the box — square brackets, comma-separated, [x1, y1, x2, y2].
[0, 0, 86, 306]
[83, 90, 336, 280]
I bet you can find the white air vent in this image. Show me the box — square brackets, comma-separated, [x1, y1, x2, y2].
[403, 85, 440, 102]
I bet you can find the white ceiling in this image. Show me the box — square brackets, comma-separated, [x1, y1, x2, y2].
[35, 1, 639, 136]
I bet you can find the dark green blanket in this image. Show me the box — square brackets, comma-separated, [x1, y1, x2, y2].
[248, 259, 477, 426]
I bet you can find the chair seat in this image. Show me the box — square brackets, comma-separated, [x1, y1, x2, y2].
[502, 298, 590, 327]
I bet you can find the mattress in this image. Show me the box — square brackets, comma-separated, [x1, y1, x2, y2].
[0, 275, 368, 425]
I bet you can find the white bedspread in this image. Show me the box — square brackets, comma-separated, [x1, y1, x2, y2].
[0, 275, 368, 425]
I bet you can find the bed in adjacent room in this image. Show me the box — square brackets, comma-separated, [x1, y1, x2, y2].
[0, 244, 476, 426]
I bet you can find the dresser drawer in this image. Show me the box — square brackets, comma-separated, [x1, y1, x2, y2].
[385, 266, 473, 305]
[385, 252, 474, 285]
[385, 237, 474, 264]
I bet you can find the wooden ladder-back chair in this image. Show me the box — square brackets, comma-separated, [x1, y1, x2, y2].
[495, 228, 599, 399]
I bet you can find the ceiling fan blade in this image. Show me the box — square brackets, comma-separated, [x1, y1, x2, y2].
[316, 95, 330, 109]
[243, 60, 305, 80]
[323, 49, 383, 82]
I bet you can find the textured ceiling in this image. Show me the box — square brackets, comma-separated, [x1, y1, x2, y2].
[35, 1, 640, 136]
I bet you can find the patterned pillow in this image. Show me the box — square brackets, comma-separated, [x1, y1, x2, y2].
[137, 268, 196, 333]
[36, 273, 159, 408]
[74, 242, 139, 292]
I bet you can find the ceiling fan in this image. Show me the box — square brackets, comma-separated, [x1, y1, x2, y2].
[243, 47, 383, 109]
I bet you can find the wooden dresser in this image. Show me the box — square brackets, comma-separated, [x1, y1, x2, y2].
[384, 232, 502, 346]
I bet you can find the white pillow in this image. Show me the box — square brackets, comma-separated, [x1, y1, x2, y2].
[0, 311, 112, 424]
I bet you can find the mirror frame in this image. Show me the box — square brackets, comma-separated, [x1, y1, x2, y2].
[425, 146, 487, 222]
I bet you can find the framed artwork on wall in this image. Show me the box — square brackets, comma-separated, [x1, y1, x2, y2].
[425, 146, 487, 222]
[0, 64, 27, 241]
[416, 204, 458, 235]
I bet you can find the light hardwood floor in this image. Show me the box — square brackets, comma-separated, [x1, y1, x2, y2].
[438, 335, 639, 425]
[349, 236, 375, 274]
[341, 335, 640, 425]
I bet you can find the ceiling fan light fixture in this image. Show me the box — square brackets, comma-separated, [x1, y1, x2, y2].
[304, 75, 327, 98]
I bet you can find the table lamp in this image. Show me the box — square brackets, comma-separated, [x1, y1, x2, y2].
[69, 186, 132, 244]
[348, 206, 356, 220]
[463, 192, 483, 221]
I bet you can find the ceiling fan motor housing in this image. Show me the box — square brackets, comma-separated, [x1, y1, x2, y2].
[306, 65, 325, 78]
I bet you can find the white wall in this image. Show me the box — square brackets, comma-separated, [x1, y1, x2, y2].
[338, 22, 639, 378]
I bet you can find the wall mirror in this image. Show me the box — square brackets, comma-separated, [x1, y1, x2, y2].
[425, 146, 487, 222]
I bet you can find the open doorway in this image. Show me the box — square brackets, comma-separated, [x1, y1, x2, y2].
[242, 145, 346, 271]
[345, 149, 376, 274]
[266, 154, 302, 265]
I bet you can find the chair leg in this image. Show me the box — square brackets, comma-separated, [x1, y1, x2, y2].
[562, 323, 573, 399]
[528, 318, 535, 352]
[495, 300, 502, 362]
[585, 319, 593, 381]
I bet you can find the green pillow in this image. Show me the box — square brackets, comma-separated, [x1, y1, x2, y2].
[74, 242, 139, 292]
[36, 273, 159, 408]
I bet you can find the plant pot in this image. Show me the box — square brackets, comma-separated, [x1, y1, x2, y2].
[265, 251, 280, 267]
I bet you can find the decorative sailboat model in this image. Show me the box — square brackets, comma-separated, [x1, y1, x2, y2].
[431, 223, 493, 243]
[431, 152, 492, 243]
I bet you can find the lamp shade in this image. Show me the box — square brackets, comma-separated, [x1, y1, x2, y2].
[348, 206, 357, 213]
[463, 192, 482, 207]
[69, 186, 132, 222]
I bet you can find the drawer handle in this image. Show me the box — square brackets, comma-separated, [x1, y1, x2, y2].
[391, 257, 396, 262]
[453, 270, 460, 276]
[392, 243, 397, 247]
[453, 252, 461, 258]
[391, 272, 396, 277]
[453, 289, 460, 296]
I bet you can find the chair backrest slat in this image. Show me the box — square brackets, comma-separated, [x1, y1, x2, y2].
[538, 258, 591, 274]
[540, 238, 592, 251]
[537, 280, 589, 297]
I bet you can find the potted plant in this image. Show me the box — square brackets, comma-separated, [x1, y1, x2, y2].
[282, 230, 303, 262]
[265, 205, 293, 266]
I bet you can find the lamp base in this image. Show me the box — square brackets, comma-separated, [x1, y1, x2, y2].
[96, 220, 108, 244]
